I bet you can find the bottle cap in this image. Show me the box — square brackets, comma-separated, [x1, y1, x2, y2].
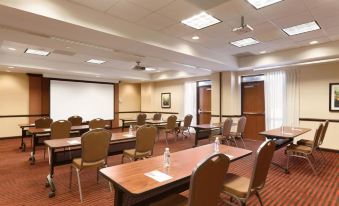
[165, 147, 169, 151]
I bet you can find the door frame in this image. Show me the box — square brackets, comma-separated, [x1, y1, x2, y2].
[196, 80, 212, 125]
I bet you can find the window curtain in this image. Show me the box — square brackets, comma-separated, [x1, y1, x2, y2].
[264, 71, 286, 130]
[285, 69, 300, 127]
[184, 81, 197, 126]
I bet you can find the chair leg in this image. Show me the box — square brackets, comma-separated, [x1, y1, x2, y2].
[75, 168, 83, 202]
[104, 165, 113, 192]
[43, 147, 46, 160]
[69, 166, 72, 189]
[233, 137, 238, 147]
[240, 135, 246, 149]
[286, 153, 290, 172]
[306, 155, 317, 176]
[318, 149, 325, 165]
[121, 154, 124, 164]
[255, 191, 263, 206]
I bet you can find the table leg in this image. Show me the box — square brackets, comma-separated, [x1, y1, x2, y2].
[46, 148, 56, 197]
[114, 186, 124, 206]
[193, 128, 200, 147]
[20, 128, 26, 152]
[29, 134, 36, 165]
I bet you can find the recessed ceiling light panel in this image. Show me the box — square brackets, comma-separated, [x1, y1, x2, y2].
[192, 36, 200, 40]
[86, 59, 106, 64]
[283, 21, 320, 36]
[181, 12, 221, 30]
[246, 0, 283, 9]
[8, 47, 16, 51]
[25, 48, 50, 56]
[309, 40, 318, 45]
[230, 38, 259, 47]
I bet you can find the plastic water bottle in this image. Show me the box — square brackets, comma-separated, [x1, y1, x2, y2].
[163, 148, 170, 167]
[129, 125, 133, 135]
[214, 137, 220, 153]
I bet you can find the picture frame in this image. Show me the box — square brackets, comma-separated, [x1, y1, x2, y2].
[161, 93, 171, 108]
[329, 83, 339, 112]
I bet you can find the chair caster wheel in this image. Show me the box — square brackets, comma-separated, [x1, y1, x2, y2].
[48, 192, 55, 198]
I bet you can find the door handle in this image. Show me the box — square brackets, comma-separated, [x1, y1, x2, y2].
[198, 109, 202, 114]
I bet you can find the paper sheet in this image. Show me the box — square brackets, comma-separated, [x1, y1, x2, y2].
[144, 170, 173, 182]
[67, 140, 81, 145]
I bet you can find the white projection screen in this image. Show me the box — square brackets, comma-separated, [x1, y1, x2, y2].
[50, 80, 114, 121]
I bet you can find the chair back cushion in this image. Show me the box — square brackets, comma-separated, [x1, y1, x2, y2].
[89, 118, 106, 129]
[183, 114, 193, 128]
[188, 153, 230, 206]
[51, 120, 72, 139]
[153, 113, 162, 120]
[35, 117, 53, 128]
[250, 140, 275, 191]
[319, 120, 329, 145]
[68, 116, 83, 126]
[222, 118, 233, 136]
[312, 123, 323, 150]
[135, 125, 157, 153]
[166, 115, 177, 130]
[81, 129, 111, 163]
[237, 116, 247, 133]
[136, 113, 147, 125]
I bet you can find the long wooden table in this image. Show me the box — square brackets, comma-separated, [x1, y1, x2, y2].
[27, 125, 90, 165]
[259, 126, 311, 173]
[44, 132, 136, 198]
[190, 123, 224, 147]
[100, 144, 252, 206]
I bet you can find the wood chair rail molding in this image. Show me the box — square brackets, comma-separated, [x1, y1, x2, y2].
[299, 118, 339, 123]
[211, 114, 242, 118]
[0, 114, 50, 118]
[117, 111, 179, 115]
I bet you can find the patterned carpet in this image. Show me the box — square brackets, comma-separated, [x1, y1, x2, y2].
[0, 130, 337, 206]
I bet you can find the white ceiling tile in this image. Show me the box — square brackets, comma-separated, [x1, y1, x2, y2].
[156, 0, 202, 21]
[259, 0, 308, 21]
[271, 11, 315, 29]
[137, 13, 177, 31]
[303, 0, 339, 9]
[107, 0, 152, 22]
[208, 0, 254, 22]
[127, 0, 175, 11]
[69, 0, 119, 12]
[161, 23, 196, 38]
[294, 36, 331, 47]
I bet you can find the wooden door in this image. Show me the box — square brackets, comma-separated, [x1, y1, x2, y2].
[241, 81, 265, 140]
[197, 86, 211, 124]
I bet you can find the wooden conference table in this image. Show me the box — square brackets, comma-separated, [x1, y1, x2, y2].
[121, 119, 182, 132]
[259, 126, 311, 173]
[191, 122, 237, 147]
[100, 144, 252, 206]
[44, 132, 136, 198]
[27, 125, 90, 165]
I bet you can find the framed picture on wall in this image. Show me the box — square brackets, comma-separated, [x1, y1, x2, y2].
[329, 83, 339, 112]
[161, 93, 171, 108]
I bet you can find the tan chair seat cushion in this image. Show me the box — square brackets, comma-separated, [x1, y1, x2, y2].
[72, 158, 105, 169]
[123, 149, 151, 159]
[223, 173, 250, 198]
[149, 194, 188, 206]
[286, 144, 312, 153]
[296, 139, 313, 147]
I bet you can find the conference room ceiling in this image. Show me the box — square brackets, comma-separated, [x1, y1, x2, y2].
[0, 0, 339, 82]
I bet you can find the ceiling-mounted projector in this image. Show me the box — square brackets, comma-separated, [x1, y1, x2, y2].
[232, 16, 253, 35]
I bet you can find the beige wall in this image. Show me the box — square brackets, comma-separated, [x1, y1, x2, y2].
[0, 72, 29, 138]
[297, 62, 339, 150]
[118, 83, 141, 125]
[141, 76, 210, 121]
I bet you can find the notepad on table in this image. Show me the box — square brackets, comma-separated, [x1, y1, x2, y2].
[144, 170, 173, 182]
[67, 140, 80, 145]
[283, 132, 293, 135]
